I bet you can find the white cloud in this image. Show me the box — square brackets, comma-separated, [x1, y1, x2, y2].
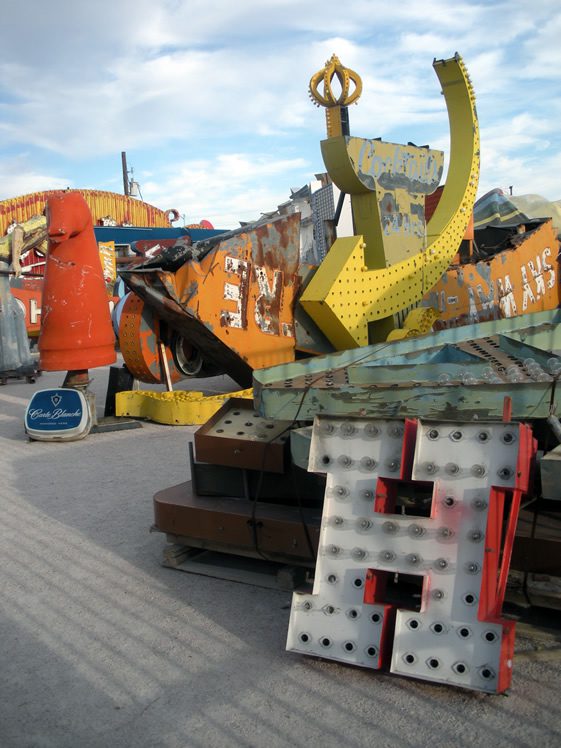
[0, 41, 318, 157]
[1, 0, 560, 215]
[0, 156, 70, 200]
[140, 153, 311, 228]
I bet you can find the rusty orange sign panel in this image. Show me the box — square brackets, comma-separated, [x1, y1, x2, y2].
[422, 219, 560, 328]
[122, 213, 302, 386]
[170, 214, 299, 368]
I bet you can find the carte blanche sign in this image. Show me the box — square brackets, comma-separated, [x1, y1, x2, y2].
[25, 388, 91, 441]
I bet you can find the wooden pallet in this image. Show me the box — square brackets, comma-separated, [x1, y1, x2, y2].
[160, 537, 312, 592]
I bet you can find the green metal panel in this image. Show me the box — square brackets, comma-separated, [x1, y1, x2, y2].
[254, 310, 561, 422]
[257, 381, 554, 423]
[254, 309, 561, 388]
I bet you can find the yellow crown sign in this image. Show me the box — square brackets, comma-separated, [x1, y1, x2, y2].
[309, 54, 362, 137]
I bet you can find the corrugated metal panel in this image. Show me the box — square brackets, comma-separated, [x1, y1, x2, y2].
[473, 188, 528, 229]
[311, 183, 335, 262]
[0, 190, 171, 234]
[0, 261, 35, 375]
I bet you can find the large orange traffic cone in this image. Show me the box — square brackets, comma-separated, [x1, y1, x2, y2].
[38, 191, 116, 371]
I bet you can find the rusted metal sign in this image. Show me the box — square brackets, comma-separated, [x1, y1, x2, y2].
[122, 213, 302, 387]
[0, 189, 171, 235]
[423, 219, 559, 328]
[345, 137, 444, 264]
[253, 309, 561, 422]
[194, 398, 292, 473]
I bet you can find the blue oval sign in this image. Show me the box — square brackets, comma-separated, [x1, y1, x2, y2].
[25, 388, 90, 440]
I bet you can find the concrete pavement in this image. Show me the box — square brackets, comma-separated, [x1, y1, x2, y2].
[0, 365, 560, 747]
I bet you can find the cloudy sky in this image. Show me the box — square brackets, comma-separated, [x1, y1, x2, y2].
[1, 0, 560, 228]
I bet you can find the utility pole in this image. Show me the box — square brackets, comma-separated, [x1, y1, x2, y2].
[121, 151, 129, 196]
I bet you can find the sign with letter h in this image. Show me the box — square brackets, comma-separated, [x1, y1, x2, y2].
[287, 417, 534, 693]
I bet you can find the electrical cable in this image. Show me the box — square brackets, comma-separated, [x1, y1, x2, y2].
[247, 339, 400, 562]
[246, 327, 554, 565]
[242, 467, 269, 562]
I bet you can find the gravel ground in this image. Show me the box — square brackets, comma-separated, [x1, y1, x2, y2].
[0, 365, 560, 748]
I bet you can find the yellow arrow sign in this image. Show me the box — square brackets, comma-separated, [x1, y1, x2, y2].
[300, 54, 479, 348]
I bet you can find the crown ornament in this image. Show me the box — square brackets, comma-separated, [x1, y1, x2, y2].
[309, 55, 362, 137]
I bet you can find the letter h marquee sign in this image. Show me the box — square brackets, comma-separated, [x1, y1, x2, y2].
[286, 416, 535, 693]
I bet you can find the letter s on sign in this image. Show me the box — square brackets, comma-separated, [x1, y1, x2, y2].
[543, 248, 556, 289]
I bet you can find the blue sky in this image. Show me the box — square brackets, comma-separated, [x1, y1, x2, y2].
[1, 0, 560, 228]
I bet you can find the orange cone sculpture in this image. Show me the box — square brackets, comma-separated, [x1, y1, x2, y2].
[39, 191, 116, 370]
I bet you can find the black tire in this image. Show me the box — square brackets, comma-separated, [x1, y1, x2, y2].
[170, 333, 225, 378]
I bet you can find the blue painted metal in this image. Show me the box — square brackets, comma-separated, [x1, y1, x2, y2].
[93, 226, 227, 245]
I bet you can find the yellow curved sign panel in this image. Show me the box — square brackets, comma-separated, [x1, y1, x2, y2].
[301, 54, 479, 347]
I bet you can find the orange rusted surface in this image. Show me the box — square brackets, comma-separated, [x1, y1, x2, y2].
[422, 219, 560, 328]
[170, 214, 299, 369]
[123, 213, 302, 385]
[119, 293, 182, 384]
[0, 189, 171, 235]
[39, 192, 116, 371]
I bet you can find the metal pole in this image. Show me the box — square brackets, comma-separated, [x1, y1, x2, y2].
[121, 151, 129, 196]
[333, 190, 346, 227]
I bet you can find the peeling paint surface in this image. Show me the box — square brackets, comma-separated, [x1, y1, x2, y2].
[422, 221, 560, 329]
[352, 139, 443, 194]
[348, 137, 444, 265]
[123, 213, 302, 374]
[254, 313, 561, 423]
